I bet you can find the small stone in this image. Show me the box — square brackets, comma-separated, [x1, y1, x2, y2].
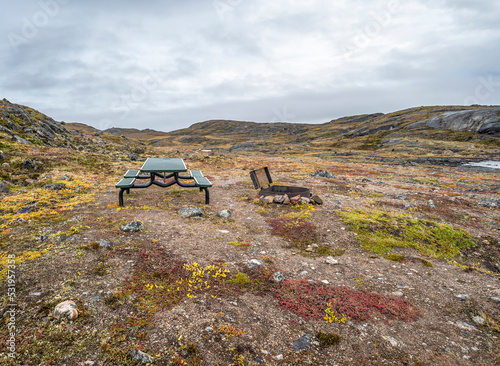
[217, 209, 233, 218]
[299, 197, 310, 204]
[17, 203, 37, 214]
[311, 170, 334, 178]
[0, 150, 7, 160]
[396, 195, 409, 200]
[282, 195, 291, 205]
[83, 361, 95, 366]
[454, 321, 477, 331]
[311, 195, 323, 205]
[44, 183, 67, 191]
[2, 163, 9, 168]
[22, 159, 37, 170]
[205, 326, 214, 332]
[128, 350, 153, 364]
[59, 175, 73, 181]
[325, 257, 339, 265]
[391, 291, 404, 297]
[99, 240, 113, 249]
[382, 336, 399, 347]
[53, 300, 78, 320]
[305, 245, 313, 252]
[273, 195, 286, 204]
[29, 292, 42, 296]
[247, 259, 264, 269]
[0, 182, 9, 194]
[271, 271, 285, 283]
[456, 294, 470, 301]
[292, 333, 313, 350]
[490, 297, 500, 304]
[428, 200, 437, 209]
[120, 221, 145, 232]
[275, 354, 283, 361]
[290, 195, 301, 204]
[260, 196, 274, 204]
[178, 207, 204, 218]
[472, 316, 485, 325]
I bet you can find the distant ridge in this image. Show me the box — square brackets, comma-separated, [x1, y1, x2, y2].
[1, 99, 499, 156]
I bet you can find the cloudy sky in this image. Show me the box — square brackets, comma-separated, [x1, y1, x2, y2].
[1, 0, 499, 132]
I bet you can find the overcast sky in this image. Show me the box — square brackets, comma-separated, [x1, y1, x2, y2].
[1, 0, 499, 132]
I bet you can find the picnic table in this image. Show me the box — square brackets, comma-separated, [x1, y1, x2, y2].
[115, 157, 212, 206]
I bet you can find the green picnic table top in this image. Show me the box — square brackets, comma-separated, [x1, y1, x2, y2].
[140, 158, 187, 173]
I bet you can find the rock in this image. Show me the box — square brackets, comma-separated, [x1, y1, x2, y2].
[128, 350, 153, 364]
[428, 200, 437, 209]
[282, 195, 291, 205]
[2, 163, 9, 168]
[0, 150, 6, 160]
[16, 203, 37, 214]
[59, 175, 73, 181]
[449, 197, 461, 204]
[217, 209, 232, 218]
[482, 260, 499, 272]
[273, 195, 286, 204]
[99, 240, 113, 249]
[454, 321, 477, 331]
[299, 197, 310, 204]
[83, 361, 95, 366]
[478, 199, 500, 209]
[292, 333, 313, 350]
[382, 336, 399, 347]
[290, 195, 301, 205]
[178, 207, 204, 218]
[311, 170, 334, 178]
[396, 195, 409, 200]
[120, 221, 145, 232]
[248, 193, 258, 201]
[44, 183, 67, 191]
[490, 297, 500, 304]
[0, 182, 9, 194]
[325, 257, 339, 265]
[275, 354, 283, 361]
[456, 294, 470, 301]
[260, 196, 274, 204]
[13, 135, 31, 144]
[22, 159, 37, 170]
[271, 271, 285, 283]
[53, 300, 78, 320]
[405, 108, 500, 136]
[247, 259, 264, 269]
[472, 316, 485, 325]
[311, 195, 323, 205]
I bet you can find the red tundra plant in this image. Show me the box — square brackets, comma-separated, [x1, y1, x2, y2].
[273, 279, 422, 322]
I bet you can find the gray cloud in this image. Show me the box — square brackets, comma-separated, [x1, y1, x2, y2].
[1, 0, 499, 132]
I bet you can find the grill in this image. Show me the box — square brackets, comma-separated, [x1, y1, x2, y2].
[250, 167, 311, 198]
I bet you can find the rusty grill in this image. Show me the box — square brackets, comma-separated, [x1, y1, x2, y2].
[250, 167, 311, 198]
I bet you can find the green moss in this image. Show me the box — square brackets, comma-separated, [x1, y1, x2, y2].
[316, 245, 345, 257]
[385, 253, 406, 262]
[230, 272, 253, 284]
[337, 209, 475, 258]
[316, 331, 341, 347]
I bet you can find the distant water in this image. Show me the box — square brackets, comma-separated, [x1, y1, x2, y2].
[462, 160, 500, 169]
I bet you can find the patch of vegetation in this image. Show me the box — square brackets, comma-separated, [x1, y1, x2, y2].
[337, 209, 475, 258]
[315, 245, 345, 257]
[267, 205, 319, 249]
[274, 279, 421, 322]
[316, 331, 341, 347]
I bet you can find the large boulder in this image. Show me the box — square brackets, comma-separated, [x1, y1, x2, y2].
[407, 108, 500, 136]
